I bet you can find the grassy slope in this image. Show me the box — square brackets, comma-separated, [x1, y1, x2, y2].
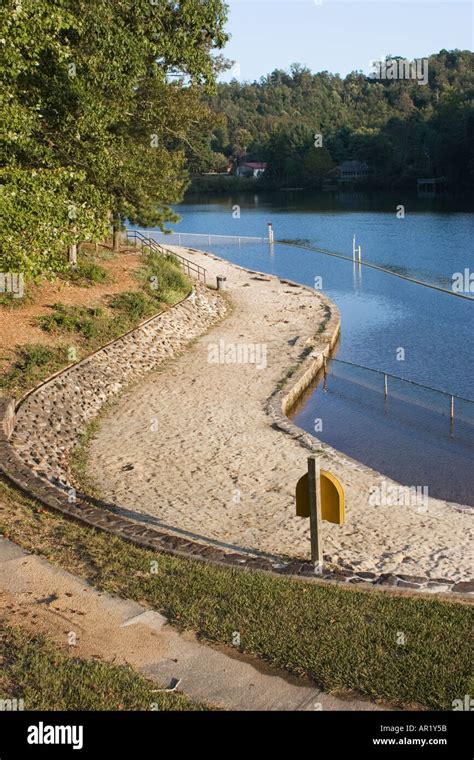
[0, 248, 191, 397]
[0, 623, 206, 711]
[0, 478, 472, 711]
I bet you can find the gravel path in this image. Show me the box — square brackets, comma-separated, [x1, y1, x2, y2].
[85, 249, 472, 581]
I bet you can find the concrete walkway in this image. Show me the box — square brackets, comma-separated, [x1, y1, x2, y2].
[0, 537, 386, 711]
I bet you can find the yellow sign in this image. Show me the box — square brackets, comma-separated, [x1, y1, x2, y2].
[296, 473, 309, 518]
[320, 470, 345, 524]
[295, 470, 345, 524]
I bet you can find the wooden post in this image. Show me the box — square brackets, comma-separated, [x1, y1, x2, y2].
[450, 395, 454, 423]
[307, 456, 322, 569]
[268, 222, 274, 244]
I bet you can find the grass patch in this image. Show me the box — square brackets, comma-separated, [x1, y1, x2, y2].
[37, 304, 105, 339]
[0, 477, 471, 710]
[317, 304, 332, 334]
[0, 252, 192, 397]
[0, 623, 206, 711]
[61, 260, 110, 287]
[0, 344, 69, 395]
[137, 250, 189, 305]
[0, 286, 36, 309]
[109, 291, 156, 322]
[0, 294, 28, 309]
[36, 255, 190, 344]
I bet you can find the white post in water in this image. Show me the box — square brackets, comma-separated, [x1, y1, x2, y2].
[268, 222, 274, 244]
[358, 245, 362, 264]
[353, 234, 356, 261]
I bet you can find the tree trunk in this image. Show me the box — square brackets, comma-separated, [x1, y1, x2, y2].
[113, 214, 121, 251]
[69, 225, 78, 266]
[68, 243, 78, 266]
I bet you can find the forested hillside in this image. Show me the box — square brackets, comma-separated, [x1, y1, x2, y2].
[201, 51, 474, 190]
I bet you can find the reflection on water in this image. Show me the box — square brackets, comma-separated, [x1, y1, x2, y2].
[173, 191, 474, 504]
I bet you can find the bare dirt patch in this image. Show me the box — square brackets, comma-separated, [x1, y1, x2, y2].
[0, 247, 143, 374]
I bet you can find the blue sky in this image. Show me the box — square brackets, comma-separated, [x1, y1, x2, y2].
[219, 1, 473, 81]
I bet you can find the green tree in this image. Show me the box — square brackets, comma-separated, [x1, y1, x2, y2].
[0, 167, 109, 277]
[0, 0, 229, 272]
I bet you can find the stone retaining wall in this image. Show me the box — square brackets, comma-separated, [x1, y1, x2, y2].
[0, 269, 471, 600]
[10, 284, 226, 485]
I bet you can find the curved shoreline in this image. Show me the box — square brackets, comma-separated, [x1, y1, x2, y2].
[84, 248, 472, 587]
[0, 248, 472, 596]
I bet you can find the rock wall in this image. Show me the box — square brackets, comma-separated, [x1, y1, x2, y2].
[10, 284, 226, 485]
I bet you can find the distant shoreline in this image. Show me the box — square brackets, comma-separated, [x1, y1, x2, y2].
[185, 176, 473, 202]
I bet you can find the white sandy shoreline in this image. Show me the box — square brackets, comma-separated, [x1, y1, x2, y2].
[85, 248, 473, 582]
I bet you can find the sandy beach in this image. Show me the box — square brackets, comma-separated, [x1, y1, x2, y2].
[85, 248, 473, 582]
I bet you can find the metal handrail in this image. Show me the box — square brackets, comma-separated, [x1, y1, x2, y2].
[132, 229, 268, 245]
[277, 240, 474, 302]
[126, 230, 207, 283]
[326, 358, 473, 403]
[323, 356, 473, 424]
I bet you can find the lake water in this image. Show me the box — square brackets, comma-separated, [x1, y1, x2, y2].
[152, 191, 474, 504]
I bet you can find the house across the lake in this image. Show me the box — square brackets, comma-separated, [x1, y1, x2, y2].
[337, 160, 371, 182]
[236, 161, 267, 178]
[417, 176, 447, 194]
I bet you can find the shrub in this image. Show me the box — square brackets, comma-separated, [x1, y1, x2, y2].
[0, 344, 69, 392]
[109, 291, 154, 322]
[37, 304, 103, 338]
[141, 251, 188, 302]
[64, 261, 109, 287]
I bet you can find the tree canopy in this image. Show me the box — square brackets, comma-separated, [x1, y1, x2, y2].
[0, 0, 229, 276]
